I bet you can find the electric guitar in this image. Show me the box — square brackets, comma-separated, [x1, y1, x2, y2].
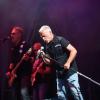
[8, 48, 32, 87]
[31, 58, 44, 86]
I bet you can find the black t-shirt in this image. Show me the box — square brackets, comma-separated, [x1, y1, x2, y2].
[46, 35, 77, 78]
[11, 40, 32, 77]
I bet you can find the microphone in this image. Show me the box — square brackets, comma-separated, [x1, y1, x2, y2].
[36, 46, 44, 58]
[37, 47, 51, 64]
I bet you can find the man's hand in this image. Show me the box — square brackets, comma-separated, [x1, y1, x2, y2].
[64, 62, 70, 70]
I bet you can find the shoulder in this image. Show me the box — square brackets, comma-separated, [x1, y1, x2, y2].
[55, 36, 68, 42]
[53, 36, 62, 42]
[56, 36, 70, 47]
[55, 36, 62, 40]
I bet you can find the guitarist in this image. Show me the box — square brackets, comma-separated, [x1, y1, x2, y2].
[6, 26, 32, 100]
[31, 42, 57, 100]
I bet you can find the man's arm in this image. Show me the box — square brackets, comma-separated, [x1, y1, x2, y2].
[6, 63, 14, 77]
[64, 44, 77, 70]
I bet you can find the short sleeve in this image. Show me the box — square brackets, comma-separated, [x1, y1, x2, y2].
[60, 37, 70, 48]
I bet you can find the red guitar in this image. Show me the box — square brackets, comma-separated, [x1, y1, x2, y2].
[31, 58, 44, 86]
[8, 48, 32, 87]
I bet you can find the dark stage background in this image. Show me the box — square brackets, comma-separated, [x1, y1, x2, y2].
[0, 0, 100, 100]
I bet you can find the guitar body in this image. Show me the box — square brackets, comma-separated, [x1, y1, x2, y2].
[8, 45, 32, 87]
[8, 72, 16, 87]
[8, 60, 23, 87]
[31, 59, 44, 86]
[31, 66, 41, 86]
[7, 59, 23, 87]
[7, 48, 32, 87]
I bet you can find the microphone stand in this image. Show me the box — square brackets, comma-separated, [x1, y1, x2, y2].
[42, 53, 100, 87]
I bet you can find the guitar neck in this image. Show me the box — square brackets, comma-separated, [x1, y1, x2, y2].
[13, 58, 24, 72]
[12, 47, 32, 73]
